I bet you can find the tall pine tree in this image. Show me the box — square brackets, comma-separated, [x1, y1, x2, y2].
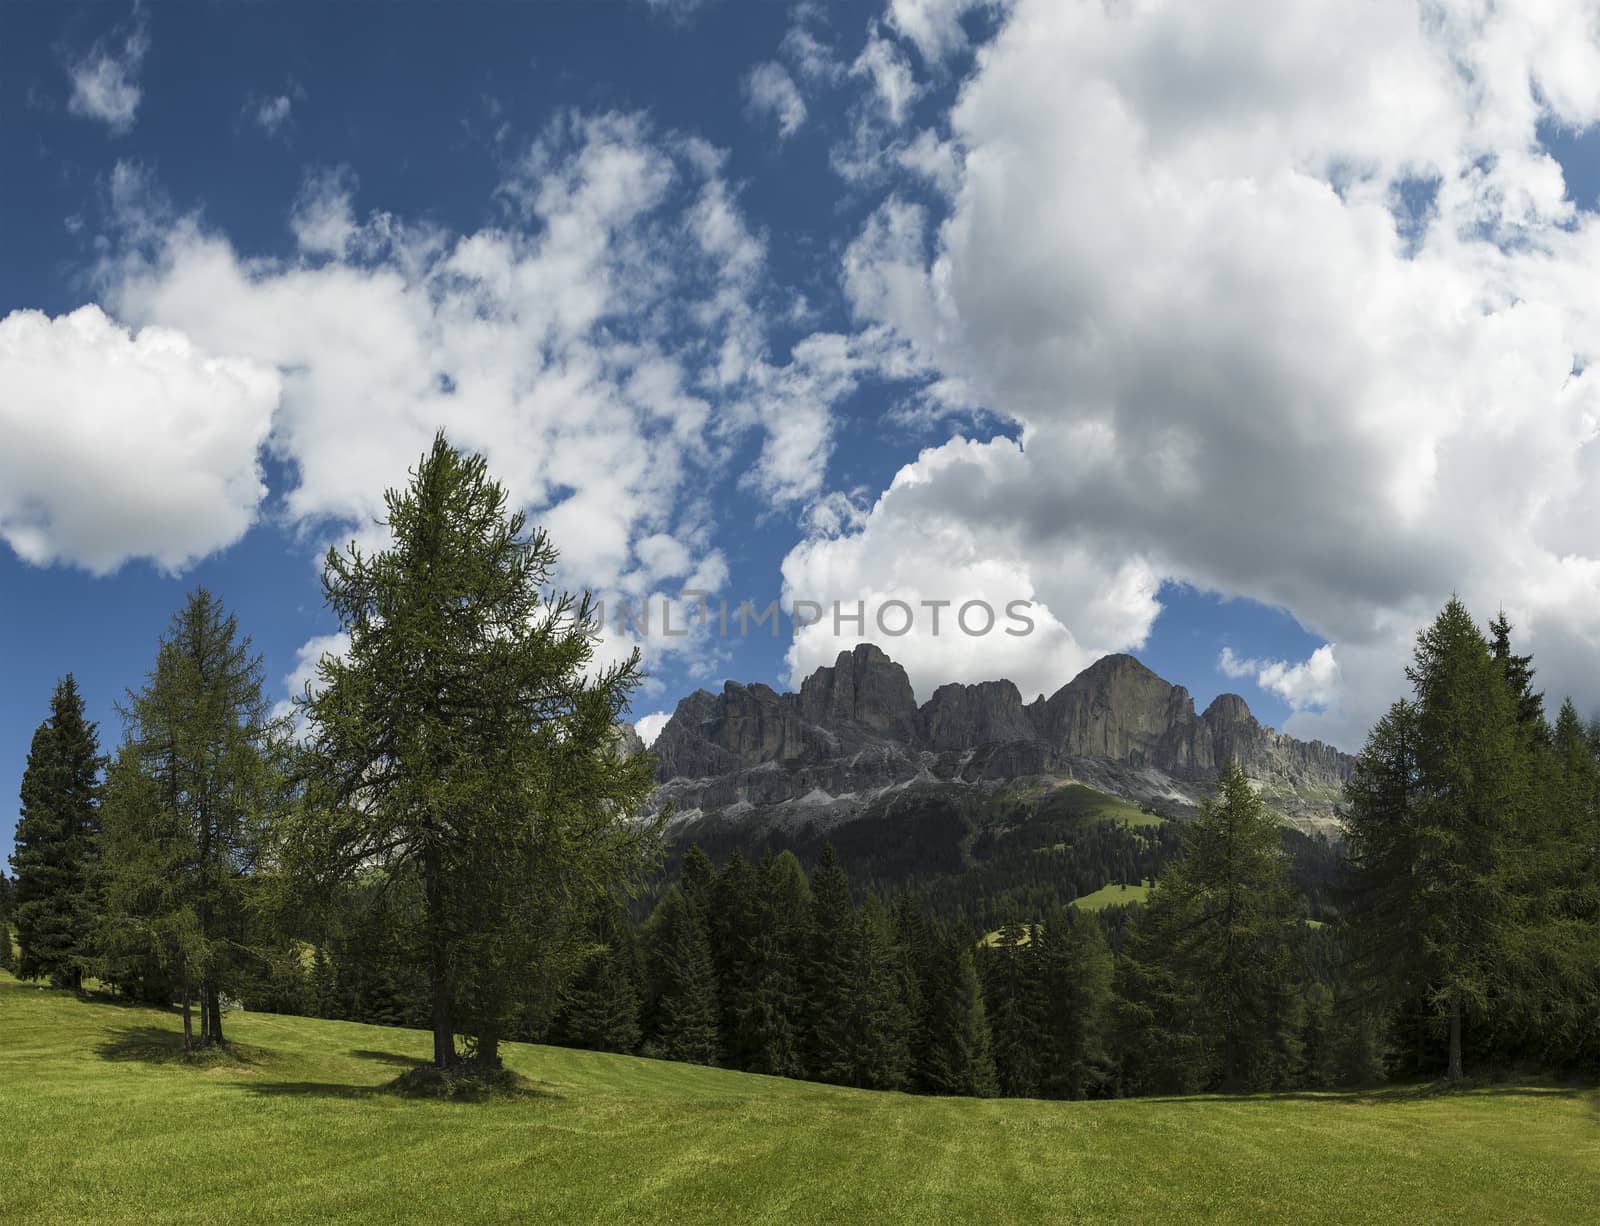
[1343, 598, 1527, 1081]
[101, 592, 288, 1048]
[1119, 759, 1304, 1093]
[10, 676, 101, 989]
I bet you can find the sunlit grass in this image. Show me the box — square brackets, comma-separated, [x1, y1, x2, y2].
[2, 968, 1596, 1223]
[1072, 879, 1154, 910]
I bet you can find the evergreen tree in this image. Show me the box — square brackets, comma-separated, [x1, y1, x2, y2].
[100, 593, 288, 1047]
[1119, 759, 1304, 1093]
[979, 921, 1043, 1097]
[288, 433, 659, 1069]
[1036, 905, 1114, 1099]
[805, 842, 858, 1081]
[1502, 698, 1600, 1072]
[643, 887, 720, 1064]
[710, 850, 760, 1068]
[553, 898, 643, 1054]
[1, 911, 13, 972]
[10, 676, 101, 989]
[743, 850, 811, 1078]
[1489, 611, 1547, 742]
[1343, 598, 1528, 1081]
[914, 923, 996, 1097]
[680, 845, 717, 930]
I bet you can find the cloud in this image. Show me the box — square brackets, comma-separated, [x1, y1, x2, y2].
[66, 21, 149, 135]
[79, 111, 861, 697]
[288, 166, 360, 256]
[745, 62, 807, 139]
[254, 95, 292, 136]
[633, 711, 672, 746]
[787, 0, 1600, 747]
[887, 0, 985, 64]
[1219, 645, 1340, 712]
[0, 305, 278, 574]
[272, 632, 352, 725]
[852, 33, 920, 126]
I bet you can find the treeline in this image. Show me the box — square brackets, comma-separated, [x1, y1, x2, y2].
[5, 434, 1598, 1097]
[5, 435, 656, 1076]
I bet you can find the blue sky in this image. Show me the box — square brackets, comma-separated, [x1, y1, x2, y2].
[9, 1, 1600, 866]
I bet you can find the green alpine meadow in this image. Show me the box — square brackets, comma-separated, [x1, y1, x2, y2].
[3, 970, 1596, 1225]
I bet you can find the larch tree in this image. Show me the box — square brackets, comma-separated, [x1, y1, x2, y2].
[101, 590, 288, 1048]
[289, 432, 658, 1071]
[10, 676, 102, 989]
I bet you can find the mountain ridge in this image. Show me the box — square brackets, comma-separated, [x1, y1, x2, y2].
[642, 644, 1353, 837]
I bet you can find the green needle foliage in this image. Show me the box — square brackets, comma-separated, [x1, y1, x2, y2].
[98, 590, 291, 1050]
[1118, 759, 1304, 1094]
[10, 675, 102, 989]
[287, 431, 659, 1071]
[1343, 597, 1529, 1081]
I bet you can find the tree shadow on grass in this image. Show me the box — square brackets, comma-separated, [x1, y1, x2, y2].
[237, 1073, 564, 1104]
[349, 1048, 428, 1069]
[96, 1025, 269, 1069]
[233, 1057, 564, 1103]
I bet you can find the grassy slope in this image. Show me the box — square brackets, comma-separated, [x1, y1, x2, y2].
[1072, 880, 1154, 910]
[1040, 782, 1169, 828]
[3, 971, 1597, 1224]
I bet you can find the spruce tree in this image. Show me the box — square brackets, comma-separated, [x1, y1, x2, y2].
[644, 887, 720, 1065]
[1343, 597, 1527, 1081]
[1036, 905, 1113, 1099]
[743, 850, 811, 1078]
[10, 676, 102, 989]
[710, 850, 760, 1068]
[553, 898, 643, 1054]
[1504, 698, 1600, 1072]
[1489, 611, 1547, 742]
[979, 921, 1043, 1098]
[805, 842, 858, 1081]
[1119, 759, 1304, 1092]
[915, 924, 996, 1097]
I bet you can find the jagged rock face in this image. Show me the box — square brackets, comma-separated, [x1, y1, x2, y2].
[1036, 654, 1200, 765]
[613, 722, 646, 758]
[798, 644, 922, 741]
[645, 643, 1355, 835]
[923, 679, 1036, 750]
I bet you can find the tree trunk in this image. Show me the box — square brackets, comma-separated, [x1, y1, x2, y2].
[180, 958, 193, 1057]
[200, 980, 211, 1044]
[424, 846, 455, 1067]
[475, 1030, 502, 1070]
[1447, 992, 1463, 1082]
[208, 986, 224, 1046]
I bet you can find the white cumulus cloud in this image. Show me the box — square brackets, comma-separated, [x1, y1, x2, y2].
[790, 0, 1600, 746]
[633, 711, 672, 746]
[0, 305, 279, 574]
[1219, 644, 1341, 713]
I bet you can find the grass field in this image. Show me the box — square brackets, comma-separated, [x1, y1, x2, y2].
[1072, 880, 1154, 910]
[3, 969, 1597, 1224]
[1042, 782, 1169, 828]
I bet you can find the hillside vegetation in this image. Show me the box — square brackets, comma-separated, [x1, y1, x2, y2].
[3, 972, 1596, 1225]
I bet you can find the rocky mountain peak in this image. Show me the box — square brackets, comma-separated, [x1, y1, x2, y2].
[798, 642, 920, 738]
[644, 642, 1355, 835]
[1202, 692, 1255, 725]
